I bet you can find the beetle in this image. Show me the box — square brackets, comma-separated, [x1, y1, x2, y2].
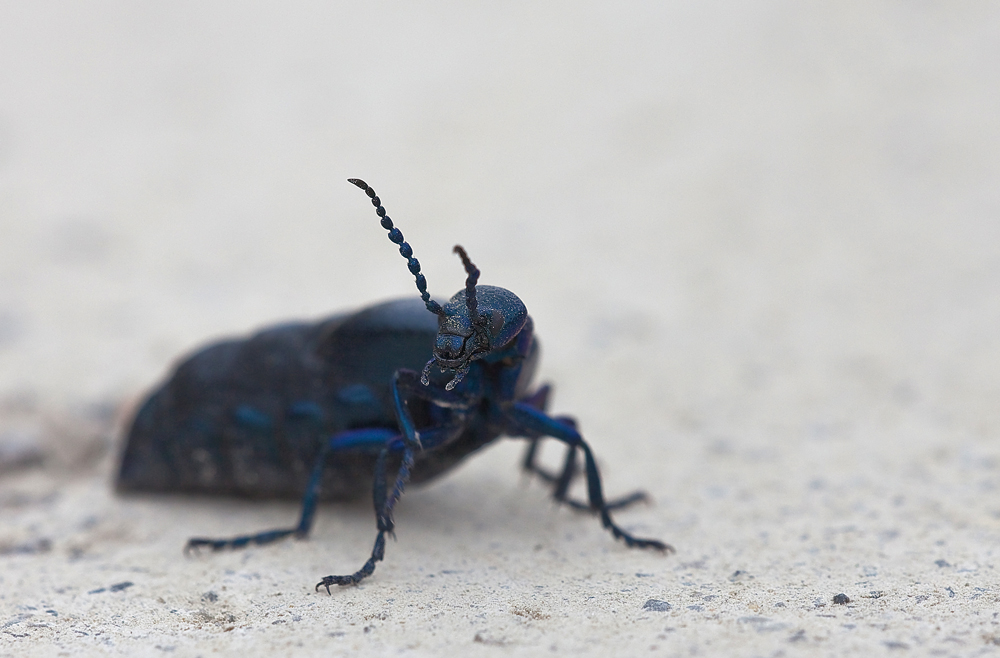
[117, 178, 671, 590]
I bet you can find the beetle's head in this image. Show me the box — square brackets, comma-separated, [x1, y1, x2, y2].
[426, 274, 527, 390]
[349, 178, 527, 390]
[418, 245, 526, 390]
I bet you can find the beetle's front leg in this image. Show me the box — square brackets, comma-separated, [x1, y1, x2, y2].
[315, 447, 400, 590]
[315, 374, 471, 590]
[390, 369, 464, 442]
[515, 386, 585, 492]
[507, 403, 673, 553]
[518, 384, 553, 480]
[516, 391, 650, 513]
[523, 419, 651, 512]
[315, 420, 464, 590]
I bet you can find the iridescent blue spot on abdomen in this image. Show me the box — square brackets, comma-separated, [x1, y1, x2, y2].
[337, 384, 378, 407]
[233, 404, 274, 430]
[287, 400, 324, 422]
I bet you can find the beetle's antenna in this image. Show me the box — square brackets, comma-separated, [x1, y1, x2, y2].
[452, 245, 480, 324]
[348, 178, 444, 316]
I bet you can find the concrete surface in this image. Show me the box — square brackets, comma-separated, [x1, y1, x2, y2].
[2, 2, 1000, 656]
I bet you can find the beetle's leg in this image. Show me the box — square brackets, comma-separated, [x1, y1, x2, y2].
[315, 438, 420, 591]
[521, 414, 574, 482]
[315, 447, 399, 590]
[507, 403, 673, 553]
[315, 421, 463, 591]
[312, 368, 473, 590]
[391, 368, 476, 451]
[548, 442, 650, 511]
[521, 438, 543, 474]
[517, 388, 583, 492]
[184, 428, 396, 555]
[518, 410, 648, 512]
[520, 384, 551, 411]
[593, 490, 648, 510]
[519, 385, 550, 479]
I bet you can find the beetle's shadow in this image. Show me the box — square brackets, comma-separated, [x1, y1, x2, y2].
[394, 459, 567, 543]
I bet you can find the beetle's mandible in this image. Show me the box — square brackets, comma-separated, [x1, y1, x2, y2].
[117, 179, 672, 589]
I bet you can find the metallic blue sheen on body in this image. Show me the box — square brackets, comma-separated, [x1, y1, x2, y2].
[116, 178, 669, 590]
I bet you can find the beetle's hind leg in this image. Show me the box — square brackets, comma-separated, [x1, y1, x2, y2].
[184, 443, 329, 554]
[185, 427, 396, 555]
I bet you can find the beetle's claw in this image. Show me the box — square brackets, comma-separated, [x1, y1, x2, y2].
[185, 538, 224, 555]
[315, 574, 360, 593]
[630, 537, 674, 553]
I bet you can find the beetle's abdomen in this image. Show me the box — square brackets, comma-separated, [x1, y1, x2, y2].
[119, 320, 352, 498]
[117, 298, 441, 500]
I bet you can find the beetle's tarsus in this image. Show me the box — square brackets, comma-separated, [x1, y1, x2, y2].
[316, 530, 387, 591]
[626, 536, 675, 553]
[183, 527, 299, 556]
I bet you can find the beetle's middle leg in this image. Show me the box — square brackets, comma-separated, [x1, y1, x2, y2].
[184, 427, 395, 555]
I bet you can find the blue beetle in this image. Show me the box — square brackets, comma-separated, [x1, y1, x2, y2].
[117, 179, 671, 590]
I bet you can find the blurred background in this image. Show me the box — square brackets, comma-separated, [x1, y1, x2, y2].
[0, 1, 997, 454]
[2, 3, 1000, 653]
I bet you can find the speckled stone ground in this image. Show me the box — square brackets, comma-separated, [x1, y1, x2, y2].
[2, 2, 1000, 657]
